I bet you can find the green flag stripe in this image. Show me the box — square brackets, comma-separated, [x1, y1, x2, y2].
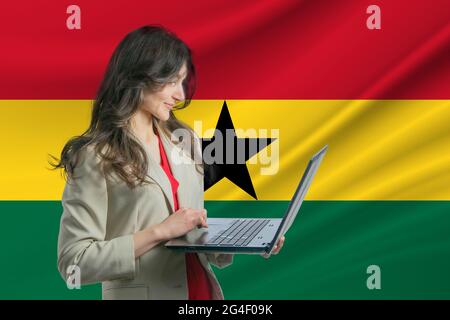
[1, 200, 449, 299]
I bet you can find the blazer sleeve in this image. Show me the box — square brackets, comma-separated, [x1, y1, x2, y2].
[57, 147, 136, 285]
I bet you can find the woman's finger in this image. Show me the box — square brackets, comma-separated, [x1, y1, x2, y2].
[202, 209, 208, 227]
[197, 210, 208, 228]
[273, 237, 285, 254]
[273, 245, 280, 254]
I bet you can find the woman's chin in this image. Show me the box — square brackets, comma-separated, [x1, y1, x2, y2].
[157, 111, 170, 122]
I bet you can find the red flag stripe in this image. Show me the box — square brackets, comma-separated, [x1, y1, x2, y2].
[0, 0, 449, 99]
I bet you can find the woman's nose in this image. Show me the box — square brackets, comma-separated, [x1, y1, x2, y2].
[173, 83, 185, 102]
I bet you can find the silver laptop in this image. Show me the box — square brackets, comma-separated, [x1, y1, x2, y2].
[165, 145, 328, 254]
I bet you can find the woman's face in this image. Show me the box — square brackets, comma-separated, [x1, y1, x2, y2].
[139, 62, 188, 121]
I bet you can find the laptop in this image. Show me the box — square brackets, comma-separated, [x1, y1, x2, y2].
[165, 145, 328, 254]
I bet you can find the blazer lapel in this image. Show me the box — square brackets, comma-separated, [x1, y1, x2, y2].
[157, 125, 193, 210]
[140, 129, 175, 212]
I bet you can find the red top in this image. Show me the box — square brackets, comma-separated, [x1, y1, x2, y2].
[156, 132, 213, 300]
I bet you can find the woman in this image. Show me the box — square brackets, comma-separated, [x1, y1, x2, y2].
[53, 25, 284, 300]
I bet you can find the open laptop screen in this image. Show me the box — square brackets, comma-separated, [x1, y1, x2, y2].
[267, 145, 328, 253]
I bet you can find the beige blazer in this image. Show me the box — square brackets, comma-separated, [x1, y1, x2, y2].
[57, 124, 233, 300]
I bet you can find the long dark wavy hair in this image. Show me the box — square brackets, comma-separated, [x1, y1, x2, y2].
[50, 25, 201, 188]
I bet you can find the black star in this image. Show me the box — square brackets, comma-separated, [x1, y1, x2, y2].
[202, 101, 276, 199]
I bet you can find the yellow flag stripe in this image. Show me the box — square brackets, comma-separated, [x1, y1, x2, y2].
[1, 100, 449, 200]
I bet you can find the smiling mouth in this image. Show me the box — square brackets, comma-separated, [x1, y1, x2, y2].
[164, 103, 174, 110]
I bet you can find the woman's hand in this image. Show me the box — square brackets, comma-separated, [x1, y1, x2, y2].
[261, 236, 285, 259]
[158, 208, 208, 240]
[134, 208, 207, 258]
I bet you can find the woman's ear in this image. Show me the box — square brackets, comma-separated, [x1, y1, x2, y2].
[139, 87, 146, 103]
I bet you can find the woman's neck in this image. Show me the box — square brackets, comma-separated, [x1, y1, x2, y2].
[130, 109, 157, 145]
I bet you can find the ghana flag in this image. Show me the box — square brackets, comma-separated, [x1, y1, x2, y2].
[1, 0, 450, 299]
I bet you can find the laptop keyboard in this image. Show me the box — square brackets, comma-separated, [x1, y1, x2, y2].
[207, 219, 270, 247]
